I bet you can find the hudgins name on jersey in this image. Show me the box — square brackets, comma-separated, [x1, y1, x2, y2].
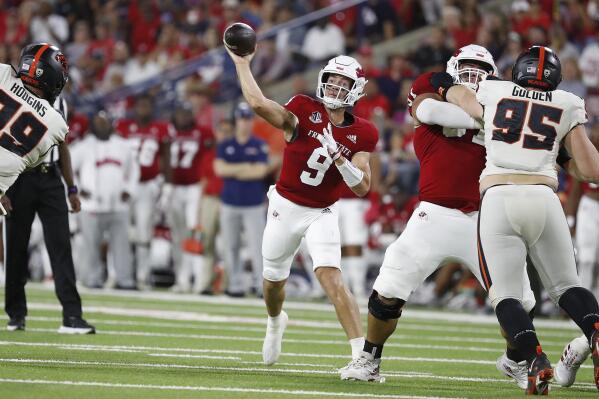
[9, 82, 47, 117]
[512, 86, 552, 102]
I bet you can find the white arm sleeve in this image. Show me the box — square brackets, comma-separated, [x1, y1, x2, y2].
[415, 98, 481, 129]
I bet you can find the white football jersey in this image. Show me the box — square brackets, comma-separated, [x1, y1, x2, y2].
[0, 64, 68, 192]
[476, 79, 587, 182]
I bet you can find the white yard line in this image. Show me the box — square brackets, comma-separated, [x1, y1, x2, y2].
[1, 340, 584, 366]
[17, 326, 573, 353]
[18, 327, 515, 353]
[25, 284, 579, 330]
[0, 358, 596, 391]
[0, 378, 461, 399]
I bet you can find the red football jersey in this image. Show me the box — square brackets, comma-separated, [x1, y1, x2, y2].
[116, 119, 173, 182]
[277, 95, 378, 208]
[407, 72, 485, 213]
[170, 125, 214, 185]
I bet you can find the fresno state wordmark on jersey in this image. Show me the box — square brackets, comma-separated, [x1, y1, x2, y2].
[276, 94, 378, 208]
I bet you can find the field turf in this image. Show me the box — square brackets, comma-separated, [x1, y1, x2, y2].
[0, 284, 596, 398]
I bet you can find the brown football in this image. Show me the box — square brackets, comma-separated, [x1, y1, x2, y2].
[223, 23, 256, 56]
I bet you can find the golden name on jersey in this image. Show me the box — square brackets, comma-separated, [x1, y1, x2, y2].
[511, 86, 553, 102]
[9, 82, 47, 117]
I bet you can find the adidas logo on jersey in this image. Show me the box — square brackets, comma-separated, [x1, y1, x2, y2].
[321, 208, 332, 214]
[346, 134, 357, 144]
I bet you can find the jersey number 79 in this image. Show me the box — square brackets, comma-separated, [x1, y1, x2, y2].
[0, 89, 48, 157]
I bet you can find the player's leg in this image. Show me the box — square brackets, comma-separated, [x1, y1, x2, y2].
[340, 203, 450, 382]
[108, 211, 135, 289]
[220, 204, 245, 296]
[241, 203, 266, 296]
[339, 199, 369, 299]
[78, 212, 104, 288]
[462, 211, 534, 388]
[305, 204, 365, 359]
[168, 186, 191, 292]
[133, 181, 158, 286]
[37, 180, 82, 319]
[575, 196, 599, 293]
[527, 189, 599, 388]
[197, 194, 219, 293]
[481, 186, 551, 394]
[4, 179, 36, 328]
[260, 188, 303, 364]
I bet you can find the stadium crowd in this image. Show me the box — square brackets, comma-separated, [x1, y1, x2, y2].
[0, 0, 598, 316]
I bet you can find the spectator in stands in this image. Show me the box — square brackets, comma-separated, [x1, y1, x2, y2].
[30, 0, 69, 45]
[359, 0, 400, 42]
[102, 41, 130, 92]
[560, 58, 587, 100]
[124, 43, 161, 85]
[65, 21, 91, 66]
[579, 30, 599, 89]
[71, 112, 139, 289]
[496, 31, 523, 78]
[214, 102, 269, 297]
[301, 17, 345, 65]
[377, 54, 414, 105]
[353, 79, 391, 121]
[410, 25, 452, 71]
[548, 24, 580, 62]
[356, 45, 382, 79]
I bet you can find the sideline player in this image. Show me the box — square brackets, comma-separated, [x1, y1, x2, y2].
[167, 103, 212, 292]
[226, 45, 378, 364]
[433, 45, 599, 394]
[340, 45, 536, 388]
[116, 95, 172, 286]
[0, 43, 69, 213]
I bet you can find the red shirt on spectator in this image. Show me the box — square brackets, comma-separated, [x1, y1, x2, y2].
[67, 113, 89, 144]
[128, 0, 161, 54]
[353, 94, 391, 120]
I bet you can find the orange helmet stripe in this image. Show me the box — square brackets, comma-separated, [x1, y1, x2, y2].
[536, 46, 546, 80]
[28, 44, 50, 77]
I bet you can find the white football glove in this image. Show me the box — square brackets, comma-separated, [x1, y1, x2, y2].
[317, 123, 341, 161]
[442, 127, 467, 138]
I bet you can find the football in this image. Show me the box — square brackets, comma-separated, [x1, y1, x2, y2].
[223, 22, 257, 56]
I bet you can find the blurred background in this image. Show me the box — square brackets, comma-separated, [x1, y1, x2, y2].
[1, 0, 598, 317]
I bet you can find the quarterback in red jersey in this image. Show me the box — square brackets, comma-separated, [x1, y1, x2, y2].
[226, 45, 378, 365]
[341, 45, 536, 386]
[116, 94, 173, 286]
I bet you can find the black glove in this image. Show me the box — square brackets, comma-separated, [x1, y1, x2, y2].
[429, 72, 455, 100]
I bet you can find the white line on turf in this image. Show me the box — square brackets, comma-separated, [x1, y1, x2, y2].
[3, 340, 590, 368]
[24, 284, 579, 330]
[0, 378, 461, 399]
[1, 358, 596, 390]
[15, 327, 573, 353]
[21, 315, 577, 339]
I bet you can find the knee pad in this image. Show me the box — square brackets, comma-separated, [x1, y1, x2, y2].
[262, 258, 291, 282]
[368, 290, 405, 321]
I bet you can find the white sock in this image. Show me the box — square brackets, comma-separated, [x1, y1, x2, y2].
[350, 336, 365, 359]
[267, 313, 283, 328]
[345, 256, 366, 297]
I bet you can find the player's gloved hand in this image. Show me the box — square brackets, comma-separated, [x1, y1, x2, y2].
[442, 127, 467, 138]
[317, 123, 342, 161]
[429, 72, 455, 100]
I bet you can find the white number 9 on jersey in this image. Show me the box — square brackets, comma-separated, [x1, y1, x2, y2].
[300, 147, 333, 186]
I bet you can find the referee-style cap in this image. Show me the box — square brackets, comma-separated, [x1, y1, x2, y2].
[234, 101, 254, 119]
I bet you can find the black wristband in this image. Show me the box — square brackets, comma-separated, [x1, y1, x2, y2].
[429, 72, 455, 101]
[67, 185, 78, 194]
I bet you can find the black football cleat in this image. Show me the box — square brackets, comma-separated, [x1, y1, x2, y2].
[58, 316, 96, 334]
[6, 317, 25, 331]
[526, 346, 553, 395]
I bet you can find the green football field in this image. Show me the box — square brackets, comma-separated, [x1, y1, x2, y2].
[0, 284, 596, 399]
